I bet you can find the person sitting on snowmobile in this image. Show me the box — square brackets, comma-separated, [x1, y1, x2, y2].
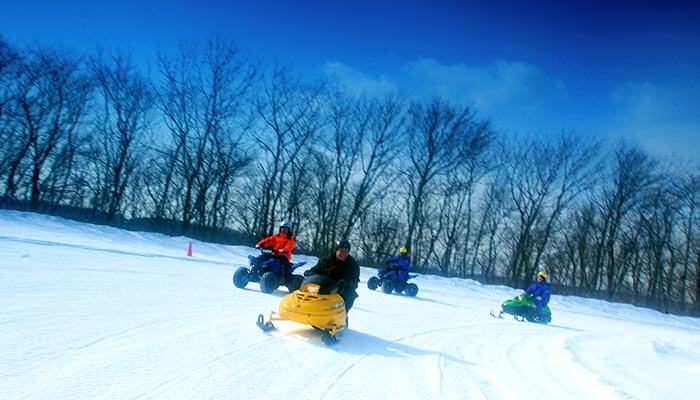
[383, 246, 412, 282]
[303, 239, 360, 311]
[525, 271, 551, 321]
[255, 221, 296, 272]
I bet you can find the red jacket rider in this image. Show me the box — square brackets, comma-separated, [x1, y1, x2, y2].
[255, 221, 295, 262]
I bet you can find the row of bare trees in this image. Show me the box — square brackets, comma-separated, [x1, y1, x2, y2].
[1, 36, 698, 315]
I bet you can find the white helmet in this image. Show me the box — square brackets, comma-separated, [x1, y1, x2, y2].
[280, 220, 292, 230]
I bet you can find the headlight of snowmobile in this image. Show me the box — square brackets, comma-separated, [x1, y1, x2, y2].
[306, 284, 320, 294]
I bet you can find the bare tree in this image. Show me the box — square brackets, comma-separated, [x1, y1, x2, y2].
[284, 148, 316, 238]
[315, 90, 361, 250]
[155, 39, 255, 229]
[3, 45, 91, 205]
[505, 133, 602, 286]
[560, 201, 597, 291]
[308, 92, 404, 253]
[90, 50, 153, 219]
[590, 143, 658, 297]
[357, 193, 404, 264]
[251, 67, 324, 236]
[0, 36, 19, 125]
[695, 227, 700, 314]
[638, 178, 681, 308]
[476, 177, 510, 281]
[678, 171, 699, 310]
[437, 119, 494, 277]
[402, 98, 490, 264]
[339, 95, 405, 241]
[2, 46, 38, 199]
[0, 37, 22, 191]
[207, 125, 253, 228]
[308, 147, 335, 250]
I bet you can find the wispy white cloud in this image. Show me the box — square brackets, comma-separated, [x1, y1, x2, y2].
[322, 59, 699, 161]
[322, 58, 570, 134]
[609, 81, 700, 160]
[322, 62, 398, 97]
[323, 58, 568, 109]
[400, 58, 568, 111]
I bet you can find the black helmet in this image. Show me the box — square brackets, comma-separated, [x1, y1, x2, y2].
[336, 239, 351, 250]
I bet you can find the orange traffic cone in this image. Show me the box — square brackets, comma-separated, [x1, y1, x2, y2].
[187, 242, 193, 257]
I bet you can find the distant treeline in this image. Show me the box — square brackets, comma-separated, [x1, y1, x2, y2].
[1, 35, 698, 316]
[0, 197, 257, 247]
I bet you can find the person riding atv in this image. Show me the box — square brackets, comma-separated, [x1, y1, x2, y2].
[255, 220, 296, 272]
[367, 247, 419, 296]
[232, 221, 305, 293]
[384, 246, 411, 281]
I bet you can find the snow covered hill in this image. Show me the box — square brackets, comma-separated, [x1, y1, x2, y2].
[1, 210, 699, 399]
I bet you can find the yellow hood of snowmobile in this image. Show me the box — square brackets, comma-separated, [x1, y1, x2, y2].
[277, 290, 346, 335]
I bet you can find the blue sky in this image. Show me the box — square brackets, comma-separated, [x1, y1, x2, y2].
[2, 0, 699, 160]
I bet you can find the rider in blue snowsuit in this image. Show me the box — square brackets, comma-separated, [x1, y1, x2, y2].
[525, 271, 551, 320]
[383, 247, 412, 282]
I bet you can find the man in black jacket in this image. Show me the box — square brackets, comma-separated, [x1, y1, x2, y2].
[304, 240, 360, 311]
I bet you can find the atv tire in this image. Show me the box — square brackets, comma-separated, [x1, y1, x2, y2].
[260, 272, 279, 294]
[367, 276, 379, 290]
[233, 267, 250, 288]
[406, 283, 419, 297]
[382, 279, 394, 294]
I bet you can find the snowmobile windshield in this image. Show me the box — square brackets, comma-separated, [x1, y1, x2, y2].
[300, 274, 338, 295]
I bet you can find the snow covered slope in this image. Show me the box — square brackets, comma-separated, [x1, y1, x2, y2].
[1, 210, 698, 399]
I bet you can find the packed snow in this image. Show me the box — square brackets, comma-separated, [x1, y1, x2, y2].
[1, 210, 699, 399]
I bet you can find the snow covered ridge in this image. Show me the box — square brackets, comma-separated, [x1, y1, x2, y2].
[1, 209, 699, 399]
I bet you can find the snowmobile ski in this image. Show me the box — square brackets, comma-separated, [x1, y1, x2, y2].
[490, 309, 503, 319]
[321, 331, 339, 345]
[256, 313, 275, 331]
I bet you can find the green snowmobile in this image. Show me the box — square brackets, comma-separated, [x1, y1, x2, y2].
[491, 294, 552, 323]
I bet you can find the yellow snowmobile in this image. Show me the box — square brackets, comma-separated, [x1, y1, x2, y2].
[256, 274, 347, 344]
